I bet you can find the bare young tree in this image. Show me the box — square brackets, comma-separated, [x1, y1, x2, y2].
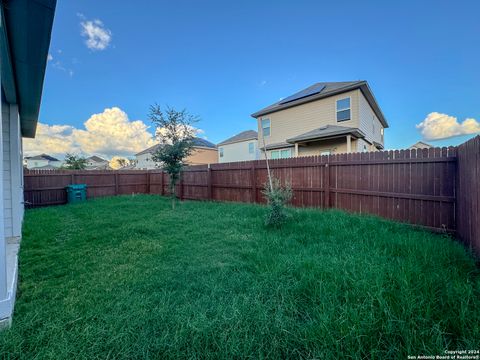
[149, 105, 199, 209]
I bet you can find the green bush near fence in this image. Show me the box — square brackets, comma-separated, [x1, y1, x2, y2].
[0, 195, 479, 359]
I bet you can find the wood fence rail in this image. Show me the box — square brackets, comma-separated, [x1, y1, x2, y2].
[23, 137, 480, 255]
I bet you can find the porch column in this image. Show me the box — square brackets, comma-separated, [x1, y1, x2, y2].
[294, 143, 299, 157]
[346, 135, 352, 153]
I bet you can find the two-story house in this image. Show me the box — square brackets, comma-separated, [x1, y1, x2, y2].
[217, 130, 258, 163]
[135, 138, 218, 169]
[85, 156, 110, 170]
[24, 154, 62, 169]
[251, 81, 388, 158]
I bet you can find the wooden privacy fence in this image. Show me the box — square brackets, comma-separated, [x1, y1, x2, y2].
[455, 136, 480, 254]
[24, 136, 480, 254]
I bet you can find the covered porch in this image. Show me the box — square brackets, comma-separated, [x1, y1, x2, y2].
[286, 125, 378, 156]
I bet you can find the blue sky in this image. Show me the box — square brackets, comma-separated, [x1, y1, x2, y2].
[30, 0, 480, 158]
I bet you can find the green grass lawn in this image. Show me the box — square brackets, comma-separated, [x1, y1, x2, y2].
[0, 195, 479, 359]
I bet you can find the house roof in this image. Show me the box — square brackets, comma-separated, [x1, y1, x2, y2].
[135, 137, 216, 156]
[1, 0, 57, 138]
[26, 153, 59, 161]
[218, 130, 258, 146]
[286, 125, 366, 144]
[409, 141, 433, 149]
[373, 141, 384, 150]
[87, 155, 107, 163]
[251, 81, 388, 128]
[260, 142, 296, 151]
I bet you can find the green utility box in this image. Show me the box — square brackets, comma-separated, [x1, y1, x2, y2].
[66, 184, 87, 204]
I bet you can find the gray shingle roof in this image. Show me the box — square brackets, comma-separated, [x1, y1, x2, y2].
[218, 130, 258, 146]
[251, 81, 388, 128]
[135, 137, 216, 156]
[286, 125, 366, 143]
[260, 142, 295, 151]
[25, 153, 59, 161]
[87, 155, 107, 163]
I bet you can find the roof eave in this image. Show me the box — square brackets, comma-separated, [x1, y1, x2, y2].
[0, 7, 17, 104]
[251, 81, 366, 118]
[3, 0, 57, 138]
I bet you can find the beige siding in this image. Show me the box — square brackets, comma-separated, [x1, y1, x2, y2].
[186, 148, 218, 165]
[298, 138, 355, 156]
[136, 147, 217, 169]
[257, 89, 360, 150]
[358, 91, 384, 146]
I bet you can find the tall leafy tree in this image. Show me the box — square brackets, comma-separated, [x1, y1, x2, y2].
[149, 105, 198, 209]
[63, 154, 87, 170]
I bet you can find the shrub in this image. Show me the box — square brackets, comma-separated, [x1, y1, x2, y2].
[262, 177, 293, 227]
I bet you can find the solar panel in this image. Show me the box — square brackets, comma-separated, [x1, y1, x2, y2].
[279, 84, 325, 105]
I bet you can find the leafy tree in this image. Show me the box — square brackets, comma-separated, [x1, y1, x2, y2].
[63, 153, 87, 170]
[149, 105, 198, 209]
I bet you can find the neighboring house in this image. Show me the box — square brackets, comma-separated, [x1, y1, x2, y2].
[0, 0, 56, 327]
[85, 156, 110, 170]
[217, 130, 258, 163]
[251, 81, 389, 159]
[409, 141, 433, 150]
[135, 138, 218, 169]
[24, 154, 62, 169]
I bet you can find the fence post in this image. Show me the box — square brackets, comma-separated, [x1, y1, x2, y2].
[324, 162, 330, 208]
[207, 165, 212, 200]
[160, 171, 164, 195]
[115, 172, 119, 195]
[146, 171, 151, 194]
[178, 171, 183, 200]
[250, 162, 257, 203]
[71, 173, 75, 185]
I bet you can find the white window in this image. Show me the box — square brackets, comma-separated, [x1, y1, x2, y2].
[271, 149, 291, 159]
[219, 147, 224, 158]
[363, 145, 368, 152]
[336, 97, 351, 122]
[320, 150, 331, 156]
[280, 149, 291, 158]
[380, 128, 384, 136]
[248, 142, 254, 154]
[261, 119, 271, 137]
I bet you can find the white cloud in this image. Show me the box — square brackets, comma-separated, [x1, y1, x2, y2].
[23, 107, 157, 159]
[416, 112, 480, 140]
[259, 80, 267, 86]
[47, 53, 53, 62]
[80, 19, 112, 50]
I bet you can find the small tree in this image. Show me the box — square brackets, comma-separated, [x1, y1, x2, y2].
[149, 105, 198, 209]
[63, 153, 87, 170]
[262, 177, 293, 227]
